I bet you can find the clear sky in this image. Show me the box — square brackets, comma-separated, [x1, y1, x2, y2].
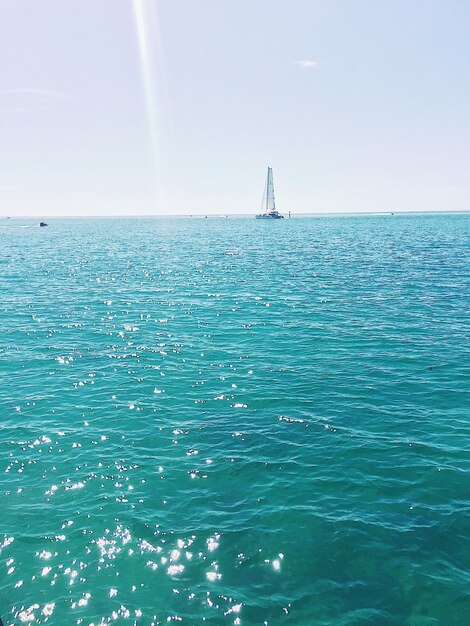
[1, 0, 469, 216]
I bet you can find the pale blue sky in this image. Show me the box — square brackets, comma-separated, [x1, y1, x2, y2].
[1, 0, 469, 216]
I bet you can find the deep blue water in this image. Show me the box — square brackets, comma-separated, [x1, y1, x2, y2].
[0, 215, 469, 625]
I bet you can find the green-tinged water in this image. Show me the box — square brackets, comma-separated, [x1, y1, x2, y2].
[0, 215, 469, 626]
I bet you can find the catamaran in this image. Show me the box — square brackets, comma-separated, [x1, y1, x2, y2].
[256, 167, 284, 219]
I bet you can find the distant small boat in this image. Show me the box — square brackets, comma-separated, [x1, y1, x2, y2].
[39, 222, 48, 227]
[256, 167, 284, 219]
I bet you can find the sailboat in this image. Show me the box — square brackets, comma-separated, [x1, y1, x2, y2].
[256, 167, 284, 219]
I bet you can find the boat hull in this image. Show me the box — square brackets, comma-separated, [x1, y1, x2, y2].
[256, 213, 284, 219]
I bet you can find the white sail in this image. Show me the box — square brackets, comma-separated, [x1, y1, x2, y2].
[261, 167, 276, 212]
[257, 167, 283, 219]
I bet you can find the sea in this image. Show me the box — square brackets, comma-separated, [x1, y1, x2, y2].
[0, 214, 469, 626]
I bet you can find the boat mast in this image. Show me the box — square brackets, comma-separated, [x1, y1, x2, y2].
[266, 168, 269, 212]
[271, 168, 276, 212]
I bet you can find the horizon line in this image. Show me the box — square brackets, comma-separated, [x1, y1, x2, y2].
[1, 209, 469, 220]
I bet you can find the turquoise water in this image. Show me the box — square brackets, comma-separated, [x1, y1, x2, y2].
[0, 215, 469, 626]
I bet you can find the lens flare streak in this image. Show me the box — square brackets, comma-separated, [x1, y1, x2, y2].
[132, 0, 162, 187]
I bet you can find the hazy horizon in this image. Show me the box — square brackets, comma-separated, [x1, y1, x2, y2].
[4, 210, 470, 221]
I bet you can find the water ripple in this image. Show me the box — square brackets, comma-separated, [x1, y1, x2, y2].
[0, 215, 469, 625]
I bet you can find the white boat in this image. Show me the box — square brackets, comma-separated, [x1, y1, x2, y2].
[256, 167, 284, 219]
